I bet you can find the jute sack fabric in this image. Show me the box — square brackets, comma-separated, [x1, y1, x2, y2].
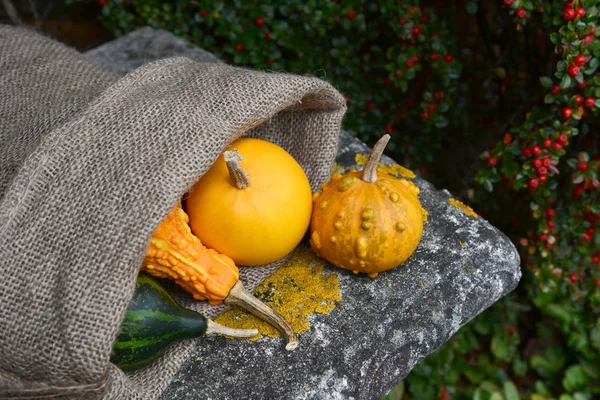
[0, 25, 346, 399]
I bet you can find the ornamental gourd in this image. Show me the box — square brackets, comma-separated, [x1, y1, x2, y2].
[184, 138, 313, 266]
[142, 202, 298, 350]
[112, 274, 258, 370]
[310, 134, 423, 278]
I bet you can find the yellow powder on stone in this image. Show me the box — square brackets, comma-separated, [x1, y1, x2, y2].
[422, 207, 429, 222]
[214, 246, 342, 340]
[449, 198, 479, 218]
[354, 154, 416, 179]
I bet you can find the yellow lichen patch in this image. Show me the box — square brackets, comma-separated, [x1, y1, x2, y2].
[459, 241, 465, 247]
[354, 153, 416, 178]
[214, 247, 342, 340]
[421, 207, 429, 222]
[449, 198, 479, 219]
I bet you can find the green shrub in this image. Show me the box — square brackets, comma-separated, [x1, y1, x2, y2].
[96, 1, 600, 399]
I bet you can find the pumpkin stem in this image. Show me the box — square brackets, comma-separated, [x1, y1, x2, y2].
[224, 150, 251, 189]
[361, 134, 391, 183]
[225, 281, 299, 351]
[206, 319, 259, 338]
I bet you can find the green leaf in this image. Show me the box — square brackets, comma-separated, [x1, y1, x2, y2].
[562, 364, 590, 392]
[489, 392, 503, 400]
[503, 381, 520, 400]
[561, 74, 572, 89]
[540, 76, 553, 88]
[491, 334, 510, 361]
[466, 1, 478, 15]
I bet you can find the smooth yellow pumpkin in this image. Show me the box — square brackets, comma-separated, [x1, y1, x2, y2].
[310, 134, 424, 278]
[184, 138, 313, 266]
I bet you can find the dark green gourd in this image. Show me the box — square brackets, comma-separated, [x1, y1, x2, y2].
[111, 274, 258, 370]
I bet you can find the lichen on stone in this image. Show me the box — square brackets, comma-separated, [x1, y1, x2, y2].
[354, 154, 416, 178]
[422, 207, 429, 222]
[331, 162, 345, 175]
[449, 198, 479, 218]
[214, 246, 342, 340]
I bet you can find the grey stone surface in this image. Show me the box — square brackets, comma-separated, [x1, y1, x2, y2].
[85, 28, 521, 400]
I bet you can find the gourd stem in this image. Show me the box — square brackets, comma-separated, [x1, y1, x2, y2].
[361, 134, 391, 183]
[224, 150, 251, 189]
[206, 319, 259, 338]
[225, 281, 299, 351]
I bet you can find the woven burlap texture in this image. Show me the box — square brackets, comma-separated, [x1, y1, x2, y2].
[0, 25, 346, 400]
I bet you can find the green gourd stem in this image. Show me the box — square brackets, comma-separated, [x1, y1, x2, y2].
[361, 134, 391, 183]
[206, 320, 258, 338]
[225, 280, 299, 351]
[224, 150, 251, 189]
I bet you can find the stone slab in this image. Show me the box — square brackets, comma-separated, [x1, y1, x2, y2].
[85, 27, 521, 400]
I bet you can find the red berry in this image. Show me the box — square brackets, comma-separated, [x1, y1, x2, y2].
[574, 94, 583, 105]
[574, 184, 584, 197]
[199, 9, 208, 16]
[366, 102, 374, 110]
[434, 91, 444, 99]
[507, 325, 516, 333]
[587, 227, 595, 236]
[443, 53, 454, 63]
[574, 54, 587, 66]
[412, 26, 422, 36]
[568, 65, 581, 77]
[576, 7, 585, 18]
[265, 32, 272, 40]
[554, 142, 564, 151]
[543, 158, 552, 167]
[255, 16, 265, 26]
[569, 273, 578, 283]
[264, 58, 272, 65]
[593, 256, 600, 265]
[528, 178, 539, 190]
[532, 145, 541, 155]
[504, 133, 512, 144]
[562, 107, 573, 119]
[522, 147, 532, 157]
[558, 134, 568, 144]
[550, 84, 561, 94]
[384, 77, 392, 85]
[98, 0, 107, 5]
[405, 58, 415, 68]
[430, 52, 439, 61]
[582, 35, 594, 45]
[503, 0, 514, 5]
[421, 111, 430, 119]
[583, 233, 592, 242]
[385, 124, 394, 134]
[539, 175, 547, 183]
[537, 166, 548, 176]
[344, 94, 350, 101]
[595, 278, 600, 287]
[516, 8, 527, 19]
[399, 18, 407, 25]
[562, 8, 576, 21]
[533, 158, 543, 168]
[488, 157, 497, 167]
[546, 208, 556, 218]
[428, 103, 436, 111]
[547, 220, 555, 228]
[235, 43, 244, 51]
[543, 138, 552, 148]
[577, 80, 588, 89]
[419, 165, 427, 173]
[585, 97, 595, 108]
[346, 10, 356, 20]
[420, 16, 429, 24]
[578, 161, 589, 171]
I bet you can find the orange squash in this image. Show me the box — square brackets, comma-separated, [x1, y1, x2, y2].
[142, 202, 298, 350]
[309, 134, 424, 278]
[184, 138, 313, 266]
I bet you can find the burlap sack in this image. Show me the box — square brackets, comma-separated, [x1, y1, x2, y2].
[0, 25, 346, 399]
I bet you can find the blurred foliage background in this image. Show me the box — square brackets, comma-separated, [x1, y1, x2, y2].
[2, 0, 599, 399]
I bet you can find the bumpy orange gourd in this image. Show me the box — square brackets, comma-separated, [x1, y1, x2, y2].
[141, 202, 239, 305]
[310, 135, 423, 278]
[184, 138, 313, 266]
[142, 202, 299, 349]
